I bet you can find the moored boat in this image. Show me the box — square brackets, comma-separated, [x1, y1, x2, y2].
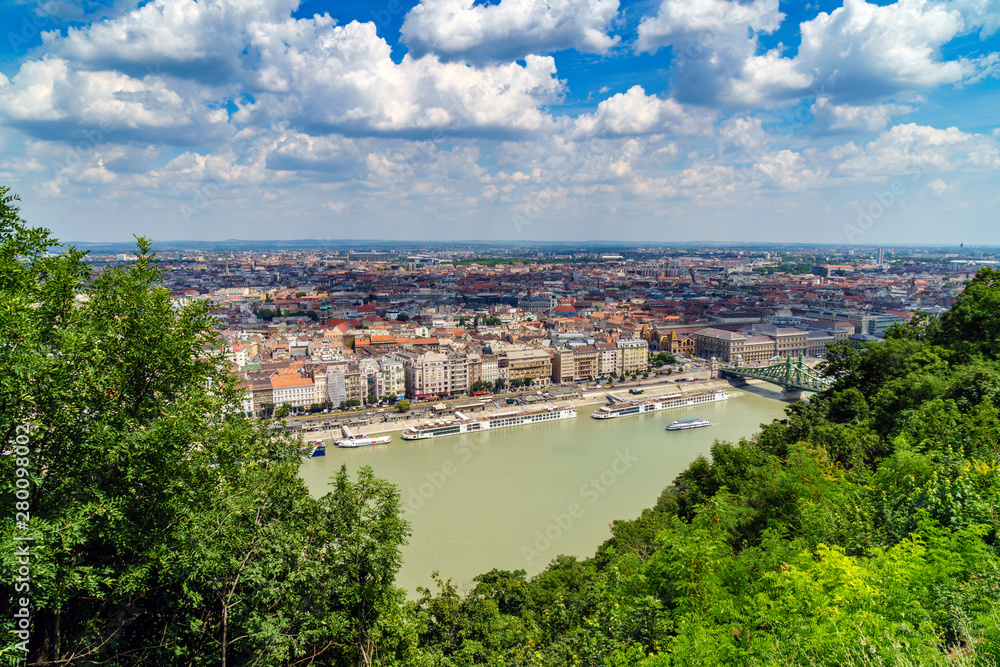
[335, 435, 392, 448]
[592, 389, 727, 419]
[402, 405, 576, 440]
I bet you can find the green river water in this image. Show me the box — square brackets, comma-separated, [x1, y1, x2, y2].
[300, 384, 791, 596]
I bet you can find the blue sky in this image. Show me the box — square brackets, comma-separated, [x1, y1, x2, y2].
[0, 0, 998, 245]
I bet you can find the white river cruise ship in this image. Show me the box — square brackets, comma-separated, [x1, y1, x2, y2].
[402, 405, 577, 440]
[591, 389, 728, 419]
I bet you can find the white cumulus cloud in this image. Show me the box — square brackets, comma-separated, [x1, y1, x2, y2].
[796, 0, 972, 103]
[571, 85, 708, 137]
[401, 0, 621, 63]
[635, 0, 810, 107]
[811, 97, 914, 133]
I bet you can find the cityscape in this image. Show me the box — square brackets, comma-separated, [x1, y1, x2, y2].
[3, 0, 1000, 664]
[89, 242, 987, 417]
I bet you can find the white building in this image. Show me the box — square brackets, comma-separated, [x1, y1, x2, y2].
[271, 374, 315, 409]
[380, 358, 406, 399]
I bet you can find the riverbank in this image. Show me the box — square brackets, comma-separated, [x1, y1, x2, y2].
[310, 377, 736, 441]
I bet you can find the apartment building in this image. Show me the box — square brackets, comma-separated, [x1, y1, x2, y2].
[481, 355, 500, 384]
[595, 341, 619, 377]
[311, 367, 327, 405]
[327, 362, 364, 406]
[271, 373, 315, 409]
[518, 294, 555, 312]
[617, 338, 649, 375]
[381, 358, 406, 399]
[358, 358, 384, 402]
[250, 379, 272, 414]
[502, 349, 552, 387]
[551, 349, 575, 384]
[225, 342, 248, 368]
[573, 346, 600, 380]
[396, 351, 451, 398]
[467, 353, 483, 385]
[449, 354, 471, 395]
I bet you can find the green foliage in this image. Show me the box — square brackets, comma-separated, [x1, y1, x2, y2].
[8, 185, 1000, 665]
[410, 262, 1000, 666]
[0, 189, 411, 665]
[651, 352, 676, 367]
[936, 267, 1000, 360]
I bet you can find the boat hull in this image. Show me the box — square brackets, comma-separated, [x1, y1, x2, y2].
[402, 407, 576, 440]
[592, 390, 728, 419]
[334, 436, 392, 448]
[666, 419, 712, 431]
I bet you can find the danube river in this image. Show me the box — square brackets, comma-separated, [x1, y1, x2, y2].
[299, 384, 790, 596]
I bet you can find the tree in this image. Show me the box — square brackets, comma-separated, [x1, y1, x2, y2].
[0, 187, 413, 665]
[935, 266, 1000, 360]
[396, 313, 410, 322]
[275, 402, 291, 418]
[315, 466, 411, 666]
[396, 400, 411, 413]
[652, 352, 676, 367]
[494, 378, 507, 392]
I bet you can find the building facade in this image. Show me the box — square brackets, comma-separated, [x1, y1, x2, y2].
[617, 338, 649, 375]
[502, 349, 552, 386]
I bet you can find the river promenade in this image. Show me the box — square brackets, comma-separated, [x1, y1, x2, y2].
[310, 377, 740, 441]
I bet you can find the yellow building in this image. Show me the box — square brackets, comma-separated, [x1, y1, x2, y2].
[502, 349, 552, 386]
